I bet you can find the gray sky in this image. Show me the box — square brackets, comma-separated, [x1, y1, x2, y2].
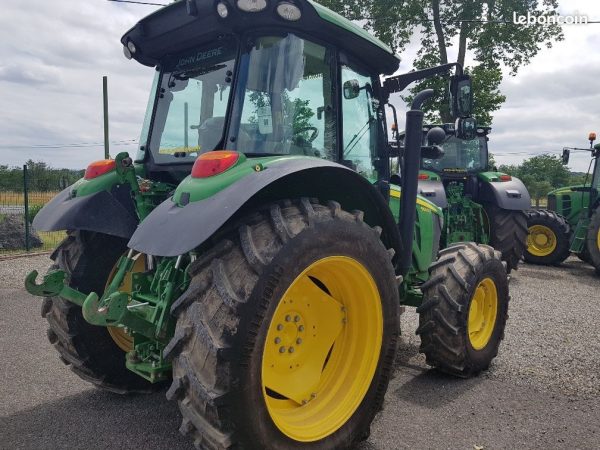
[1, 0, 599, 172]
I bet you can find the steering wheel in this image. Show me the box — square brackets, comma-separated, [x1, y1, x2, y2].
[294, 126, 319, 143]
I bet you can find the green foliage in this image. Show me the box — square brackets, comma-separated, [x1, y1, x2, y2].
[319, 0, 563, 124]
[499, 154, 571, 206]
[0, 160, 84, 192]
[27, 204, 44, 224]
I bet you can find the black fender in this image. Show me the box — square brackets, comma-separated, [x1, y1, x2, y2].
[128, 158, 402, 261]
[32, 185, 139, 239]
[478, 177, 531, 210]
[417, 180, 448, 208]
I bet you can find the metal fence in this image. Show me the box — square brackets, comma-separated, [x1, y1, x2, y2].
[0, 165, 80, 255]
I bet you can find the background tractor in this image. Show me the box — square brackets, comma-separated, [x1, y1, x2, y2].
[524, 132, 600, 273]
[394, 124, 529, 272]
[24, 1, 509, 448]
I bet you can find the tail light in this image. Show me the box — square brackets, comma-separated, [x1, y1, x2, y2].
[418, 173, 430, 180]
[499, 174, 512, 181]
[191, 151, 239, 178]
[84, 160, 116, 180]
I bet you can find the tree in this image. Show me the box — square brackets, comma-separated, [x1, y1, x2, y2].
[320, 0, 563, 124]
[499, 154, 570, 206]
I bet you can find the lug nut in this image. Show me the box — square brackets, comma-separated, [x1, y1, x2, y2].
[294, 315, 300, 322]
[277, 324, 283, 331]
[279, 346, 286, 353]
[298, 325, 304, 332]
[285, 315, 291, 322]
[288, 347, 295, 353]
[296, 338, 302, 345]
[275, 337, 281, 344]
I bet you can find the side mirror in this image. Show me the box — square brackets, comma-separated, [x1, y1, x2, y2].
[449, 74, 473, 118]
[562, 148, 570, 165]
[343, 79, 361, 100]
[455, 117, 477, 140]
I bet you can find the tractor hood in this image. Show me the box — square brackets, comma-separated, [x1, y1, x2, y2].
[121, 0, 400, 75]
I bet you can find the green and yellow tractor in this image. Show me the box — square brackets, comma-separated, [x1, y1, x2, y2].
[394, 124, 530, 272]
[524, 132, 600, 273]
[24, 1, 509, 448]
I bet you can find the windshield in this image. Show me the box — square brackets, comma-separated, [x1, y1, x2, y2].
[422, 135, 488, 172]
[232, 34, 336, 158]
[145, 41, 237, 164]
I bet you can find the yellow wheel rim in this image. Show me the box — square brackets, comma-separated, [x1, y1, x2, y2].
[105, 255, 146, 353]
[527, 225, 557, 257]
[597, 228, 600, 250]
[261, 256, 383, 442]
[467, 278, 498, 351]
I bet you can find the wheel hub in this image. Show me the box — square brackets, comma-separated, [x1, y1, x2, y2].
[467, 277, 498, 350]
[527, 225, 557, 257]
[261, 256, 382, 442]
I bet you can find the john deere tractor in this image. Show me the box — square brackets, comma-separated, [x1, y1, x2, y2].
[394, 124, 529, 272]
[24, 1, 509, 448]
[524, 132, 600, 273]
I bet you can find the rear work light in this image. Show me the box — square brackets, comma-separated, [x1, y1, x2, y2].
[191, 151, 239, 178]
[84, 160, 116, 180]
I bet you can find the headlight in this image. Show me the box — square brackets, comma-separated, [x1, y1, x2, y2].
[127, 41, 137, 55]
[236, 0, 267, 12]
[216, 2, 229, 18]
[276, 2, 301, 21]
[123, 45, 132, 60]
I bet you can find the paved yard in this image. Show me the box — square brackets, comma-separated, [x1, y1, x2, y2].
[1, 255, 599, 449]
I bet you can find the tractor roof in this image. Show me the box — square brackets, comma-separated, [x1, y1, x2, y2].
[121, 0, 400, 75]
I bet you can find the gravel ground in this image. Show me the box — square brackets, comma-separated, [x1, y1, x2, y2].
[1, 253, 599, 449]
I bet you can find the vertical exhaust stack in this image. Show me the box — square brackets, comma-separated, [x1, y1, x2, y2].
[397, 89, 434, 277]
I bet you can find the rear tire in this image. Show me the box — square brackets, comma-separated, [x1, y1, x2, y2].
[586, 206, 600, 275]
[417, 243, 509, 377]
[484, 205, 528, 273]
[165, 199, 399, 449]
[524, 209, 571, 265]
[41, 230, 157, 394]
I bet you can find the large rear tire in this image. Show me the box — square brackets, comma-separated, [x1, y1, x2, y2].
[417, 243, 509, 377]
[41, 231, 157, 394]
[484, 205, 528, 273]
[523, 209, 571, 265]
[164, 199, 399, 449]
[586, 206, 600, 275]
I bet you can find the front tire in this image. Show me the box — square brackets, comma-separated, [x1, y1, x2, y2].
[484, 205, 528, 273]
[524, 209, 571, 265]
[417, 243, 509, 377]
[164, 199, 399, 449]
[586, 206, 600, 275]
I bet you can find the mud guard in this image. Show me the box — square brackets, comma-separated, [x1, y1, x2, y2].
[417, 180, 448, 208]
[478, 178, 532, 210]
[128, 159, 402, 259]
[32, 185, 139, 239]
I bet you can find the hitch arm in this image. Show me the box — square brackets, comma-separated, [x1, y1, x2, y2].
[25, 270, 88, 306]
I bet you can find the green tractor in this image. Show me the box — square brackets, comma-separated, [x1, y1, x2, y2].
[394, 124, 530, 272]
[24, 1, 509, 448]
[524, 132, 600, 273]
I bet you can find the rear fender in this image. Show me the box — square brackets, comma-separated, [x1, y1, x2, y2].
[477, 176, 531, 210]
[32, 184, 139, 239]
[128, 159, 402, 261]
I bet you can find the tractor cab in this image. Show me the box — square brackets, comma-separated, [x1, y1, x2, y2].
[124, 0, 399, 186]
